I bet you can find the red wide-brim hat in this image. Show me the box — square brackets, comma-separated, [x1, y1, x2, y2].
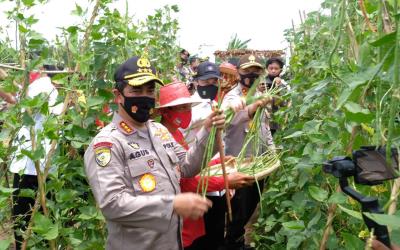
[157, 81, 205, 108]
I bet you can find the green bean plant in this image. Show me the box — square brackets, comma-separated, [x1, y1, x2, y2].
[0, 0, 180, 249]
[253, 0, 400, 249]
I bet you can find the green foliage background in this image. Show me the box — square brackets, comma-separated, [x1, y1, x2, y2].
[254, 0, 400, 249]
[0, 0, 180, 249]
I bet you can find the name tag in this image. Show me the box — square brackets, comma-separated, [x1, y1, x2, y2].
[129, 149, 150, 160]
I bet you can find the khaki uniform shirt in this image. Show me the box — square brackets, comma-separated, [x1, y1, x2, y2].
[84, 112, 210, 250]
[221, 84, 274, 157]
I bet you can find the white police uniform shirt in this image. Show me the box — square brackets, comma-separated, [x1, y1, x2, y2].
[10, 76, 63, 175]
[181, 91, 214, 145]
[181, 91, 225, 197]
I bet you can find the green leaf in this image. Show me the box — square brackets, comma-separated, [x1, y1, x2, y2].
[344, 102, 374, 123]
[364, 213, 400, 229]
[21, 0, 35, 7]
[0, 186, 17, 195]
[338, 205, 363, 220]
[307, 210, 321, 228]
[18, 24, 28, 33]
[78, 206, 103, 220]
[32, 213, 59, 240]
[0, 238, 12, 250]
[286, 235, 304, 249]
[344, 102, 370, 114]
[55, 189, 78, 203]
[308, 185, 328, 202]
[302, 120, 322, 134]
[87, 96, 105, 107]
[342, 232, 365, 250]
[282, 220, 305, 230]
[22, 112, 35, 126]
[370, 31, 397, 47]
[19, 188, 36, 198]
[328, 192, 347, 204]
[284, 131, 304, 139]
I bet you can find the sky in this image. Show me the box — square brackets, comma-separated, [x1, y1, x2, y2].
[0, 0, 323, 61]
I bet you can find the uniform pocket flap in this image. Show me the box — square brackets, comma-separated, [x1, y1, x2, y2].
[128, 159, 152, 177]
[165, 149, 179, 164]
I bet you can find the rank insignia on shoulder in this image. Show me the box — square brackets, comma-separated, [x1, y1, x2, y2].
[147, 159, 155, 168]
[128, 142, 140, 150]
[139, 174, 156, 192]
[95, 147, 111, 167]
[120, 121, 134, 134]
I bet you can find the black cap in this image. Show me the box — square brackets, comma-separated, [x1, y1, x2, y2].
[195, 61, 221, 80]
[114, 53, 163, 86]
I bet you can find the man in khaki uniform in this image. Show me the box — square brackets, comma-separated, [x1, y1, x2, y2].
[84, 53, 225, 250]
[221, 54, 274, 249]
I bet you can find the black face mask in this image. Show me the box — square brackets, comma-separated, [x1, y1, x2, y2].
[239, 72, 260, 87]
[121, 95, 155, 123]
[197, 85, 218, 100]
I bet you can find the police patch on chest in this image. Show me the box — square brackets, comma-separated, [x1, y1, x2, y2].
[129, 149, 150, 160]
[95, 147, 111, 167]
[163, 142, 174, 149]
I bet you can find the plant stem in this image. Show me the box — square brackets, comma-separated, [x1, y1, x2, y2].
[380, 0, 392, 34]
[387, 178, 400, 216]
[216, 129, 232, 222]
[319, 186, 340, 250]
[358, 0, 378, 32]
[328, 0, 346, 85]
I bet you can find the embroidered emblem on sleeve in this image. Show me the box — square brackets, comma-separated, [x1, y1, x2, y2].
[95, 147, 111, 167]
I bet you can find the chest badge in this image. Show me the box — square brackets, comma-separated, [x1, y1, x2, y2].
[147, 159, 155, 168]
[154, 128, 171, 141]
[139, 174, 156, 192]
[128, 142, 140, 150]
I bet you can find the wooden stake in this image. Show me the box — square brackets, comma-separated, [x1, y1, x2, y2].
[216, 129, 233, 222]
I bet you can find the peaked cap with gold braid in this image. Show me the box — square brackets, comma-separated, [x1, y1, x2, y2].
[114, 51, 164, 86]
[238, 54, 264, 70]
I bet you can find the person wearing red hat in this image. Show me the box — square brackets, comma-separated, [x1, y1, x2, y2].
[158, 81, 255, 250]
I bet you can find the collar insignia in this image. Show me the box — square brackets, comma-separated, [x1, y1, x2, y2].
[120, 121, 134, 134]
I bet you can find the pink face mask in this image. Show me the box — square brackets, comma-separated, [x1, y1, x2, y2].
[163, 109, 192, 129]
